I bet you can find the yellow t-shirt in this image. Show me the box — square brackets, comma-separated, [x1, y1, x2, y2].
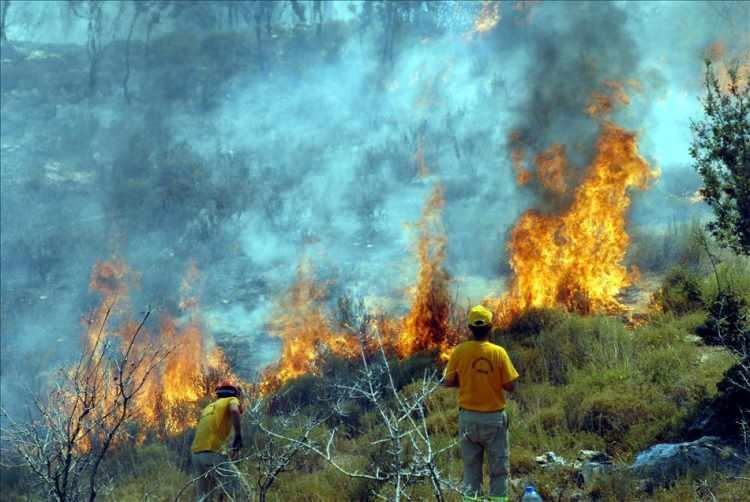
[444, 340, 519, 412]
[191, 397, 240, 453]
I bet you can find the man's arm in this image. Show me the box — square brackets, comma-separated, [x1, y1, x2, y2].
[443, 349, 459, 387]
[444, 373, 459, 387]
[502, 380, 515, 393]
[229, 402, 243, 453]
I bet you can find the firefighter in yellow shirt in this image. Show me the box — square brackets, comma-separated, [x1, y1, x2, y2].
[444, 305, 519, 502]
[191, 380, 250, 501]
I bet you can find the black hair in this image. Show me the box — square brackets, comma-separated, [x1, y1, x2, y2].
[469, 324, 491, 340]
[216, 388, 239, 398]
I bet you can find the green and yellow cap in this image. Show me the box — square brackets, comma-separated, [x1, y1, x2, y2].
[468, 305, 493, 327]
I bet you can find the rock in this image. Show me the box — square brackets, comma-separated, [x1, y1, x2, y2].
[535, 451, 567, 467]
[577, 449, 612, 464]
[576, 460, 614, 486]
[572, 449, 615, 486]
[629, 436, 742, 490]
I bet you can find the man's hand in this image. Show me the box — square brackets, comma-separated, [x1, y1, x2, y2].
[231, 433, 243, 451]
[229, 434, 243, 460]
[229, 402, 243, 458]
[443, 374, 459, 387]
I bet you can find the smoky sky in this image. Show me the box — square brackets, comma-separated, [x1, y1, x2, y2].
[1, 0, 742, 397]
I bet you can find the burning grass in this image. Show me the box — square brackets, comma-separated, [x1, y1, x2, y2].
[260, 185, 461, 393]
[75, 260, 235, 438]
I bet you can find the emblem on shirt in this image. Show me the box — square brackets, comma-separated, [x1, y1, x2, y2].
[471, 357, 493, 374]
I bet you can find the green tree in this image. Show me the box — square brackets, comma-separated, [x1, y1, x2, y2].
[690, 61, 750, 255]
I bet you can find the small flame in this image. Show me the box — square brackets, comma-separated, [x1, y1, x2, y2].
[414, 136, 430, 178]
[509, 131, 533, 186]
[535, 144, 568, 194]
[704, 42, 750, 94]
[474, 1, 501, 33]
[586, 80, 632, 118]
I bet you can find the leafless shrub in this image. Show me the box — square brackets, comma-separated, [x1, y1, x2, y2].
[1, 307, 169, 502]
[257, 311, 462, 501]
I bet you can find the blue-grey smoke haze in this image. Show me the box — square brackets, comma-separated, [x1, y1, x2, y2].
[1, 1, 747, 403]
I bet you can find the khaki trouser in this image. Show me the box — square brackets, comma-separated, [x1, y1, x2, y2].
[459, 409, 509, 501]
[191, 451, 250, 501]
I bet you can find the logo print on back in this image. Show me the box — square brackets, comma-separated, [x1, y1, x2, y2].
[472, 357, 493, 375]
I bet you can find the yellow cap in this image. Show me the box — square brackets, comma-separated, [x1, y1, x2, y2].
[468, 305, 493, 327]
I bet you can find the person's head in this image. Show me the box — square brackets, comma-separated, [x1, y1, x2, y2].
[467, 305, 493, 340]
[215, 380, 241, 399]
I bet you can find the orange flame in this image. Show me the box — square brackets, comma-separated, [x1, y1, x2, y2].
[535, 144, 568, 194]
[259, 261, 359, 394]
[494, 123, 656, 324]
[586, 80, 632, 118]
[70, 260, 234, 439]
[474, 1, 501, 33]
[393, 186, 457, 358]
[704, 41, 750, 93]
[260, 186, 459, 392]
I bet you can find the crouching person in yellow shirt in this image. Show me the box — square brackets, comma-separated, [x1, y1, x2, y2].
[191, 380, 250, 501]
[444, 305, 519, 502]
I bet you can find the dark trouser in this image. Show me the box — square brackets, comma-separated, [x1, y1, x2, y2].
[459, 409, 509, 500]
[191, 451, 250, 501]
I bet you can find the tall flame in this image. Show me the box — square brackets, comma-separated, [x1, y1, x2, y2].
[392, 185, 457, 358]
[495, 123, 656, 323]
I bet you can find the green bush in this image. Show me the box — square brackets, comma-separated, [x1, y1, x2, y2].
[652, 266, 704, 315]
[500, 308, 567, 345]
[696, 289, 749, 354]
[512, 313, 632, 385]
[107, 443, 189, 501]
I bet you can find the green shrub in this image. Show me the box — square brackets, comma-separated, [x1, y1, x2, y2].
[500, 308, 567, 345]
[652, 266, 704, 315]
[700, 256, 750, 304]
[268, 374, 331, 416]
[696, 289, 749, 354]
[391, 350, 441, 388]
[107, 443, 189, 501]
[515, 314, 632, 385]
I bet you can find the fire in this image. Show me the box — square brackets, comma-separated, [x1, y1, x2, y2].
[509, 130, 533, 186]
[535, 144, 568, 194]
[704, 41, 750, 93]
[391, 185, 457, 358]
[474, 1, 501, 34]
[494, 123, 656, 324]
[260, 186, 458, 392]
[509, 136, 569, 195]
[586, 80, 632, 117]
[259, 261, 359, 393]
[71, 260, 234, 438]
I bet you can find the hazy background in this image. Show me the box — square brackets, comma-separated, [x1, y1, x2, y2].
[1, 1, 747, 397]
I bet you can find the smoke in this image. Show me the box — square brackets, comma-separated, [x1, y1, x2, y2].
[0, 1, 743, 399]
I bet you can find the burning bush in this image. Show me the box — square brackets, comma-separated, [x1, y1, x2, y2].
[495, 123, 657, 325]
